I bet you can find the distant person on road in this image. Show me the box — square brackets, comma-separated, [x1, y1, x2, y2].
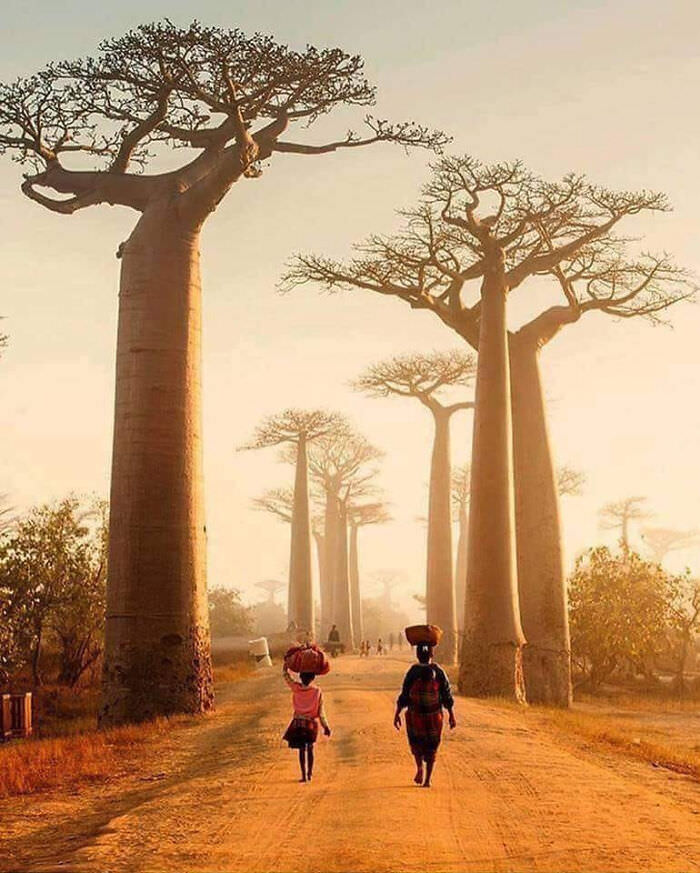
[389, 632, 395, 651]
[397, 630, 404, 650]
[377, 638, 385, 656]
[282, 665, 331, 783]
[327, 624, 340, 643]
[393, 642, 455, 788]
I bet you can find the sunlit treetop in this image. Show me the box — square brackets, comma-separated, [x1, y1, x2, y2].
[298, 428, 383, 496]
[284, 155, 696, 346]
[240, 409, 346, 450]
[352, 350, 476, 402]
[0, 20, 448, 217]
[557, 467, 586, 498]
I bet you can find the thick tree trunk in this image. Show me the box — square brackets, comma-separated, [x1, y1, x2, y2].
[349, 522, 364, 644]
[100, 203, 213, 726]
[510, 337, 572, 706]
[288, 435, 314, 634]
[321, 493, 338, 640]
[334, 501, 355, 651]
[426, 411, 457, 663]
[455, 505, 469, 633]
[459, 262, 525, 700]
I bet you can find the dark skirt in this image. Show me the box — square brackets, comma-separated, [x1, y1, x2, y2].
[283, 716, 319, 748]
[406, 708, 443, 758]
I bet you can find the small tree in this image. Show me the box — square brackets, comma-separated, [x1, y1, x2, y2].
[208, 587, 252, 638]
[557, 467, 586, 498]
[242, 409, 342, 634]
[353, 351, 474, 662]
[599, 497, 651, 551]
[666, 576, 700, 695]
[568, 547, 672, 690]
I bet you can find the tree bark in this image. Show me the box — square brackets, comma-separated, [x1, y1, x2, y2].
[510, 336, 572, 706]
[459, 257, 526, 700]
[288, 435, 314, 635]
[100, 201, 213, 726]
[454, 505, 469, 634]
[426, 410, 458, 663]
[349, 521, 364, 644]
[334, 500, 355, 651]
[31, 626, 43, 687]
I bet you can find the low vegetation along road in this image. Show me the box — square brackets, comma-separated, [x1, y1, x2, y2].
[2, 655, 700, 873]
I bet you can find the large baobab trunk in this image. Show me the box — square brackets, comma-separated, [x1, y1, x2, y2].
[454, 505, 469, 633]
[288, 435, 314, 634]
[460, 258, 525, 700]
[510, 337, 572, 706]
[426, 411, 457, 663]
[101, 205, 213, 726]
[349, 522, 364, 644]
[321, 493, 339, 639]
[334, 501, 355, 651]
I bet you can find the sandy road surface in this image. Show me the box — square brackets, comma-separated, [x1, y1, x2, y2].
[2, 655, 700, 873]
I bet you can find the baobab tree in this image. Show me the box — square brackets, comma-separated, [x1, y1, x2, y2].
[285, 156, 693, 702]
[599, 497, 651, 551]
[641, 527, 700, 564]
[0, 21, 445, 724]
[255, 579, 285, 605]
[302, 429, 382, 647]
[451, 464, 471, 634]
[557, 467, 586, 498]
[353, 351, 475, 662]
[241, 410, 340, 635]
[348, 502, 391, 643]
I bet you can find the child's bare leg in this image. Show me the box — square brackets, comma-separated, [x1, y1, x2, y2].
[298, 747, 307, 782]
[412, 752, 423, 784]
[307, 743, 314, 780]
[423, 752, 435, 787]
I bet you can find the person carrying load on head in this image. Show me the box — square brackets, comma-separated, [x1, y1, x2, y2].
[282, 663, 331, 783]
[393, 625, 456, 788]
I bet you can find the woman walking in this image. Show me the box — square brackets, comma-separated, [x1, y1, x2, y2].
[283, 664, 331, 782]
[394, 640, 456, 787]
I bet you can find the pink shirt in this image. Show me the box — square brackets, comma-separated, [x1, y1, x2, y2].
[291, 684, 321, 719]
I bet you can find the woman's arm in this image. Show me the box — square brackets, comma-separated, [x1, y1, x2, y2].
[282, 664, 297, 689]
[319, 693, 331, 736]
[437, 666, 457, 728]
[394, 666, 416, 729]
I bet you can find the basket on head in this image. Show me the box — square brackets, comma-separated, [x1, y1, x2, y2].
[404, 624, 443, 647]
[284, 643, 331, 676]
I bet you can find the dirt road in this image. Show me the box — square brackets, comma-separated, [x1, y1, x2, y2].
[2, 655, 700, 873]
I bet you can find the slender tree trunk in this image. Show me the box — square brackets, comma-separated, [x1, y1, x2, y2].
[454, 505, 469, 633]
[349, 522, 364, 644]
[459, 258, 525, 700]
[426, 410, 457, 663]
[321, 492, 338, 639]
[101, 203, 213, 726]
[31, 626, 42, 687]
[288, 435, 314, 634]
[334, 500, 355, 651]
[510, 336, 572, 706]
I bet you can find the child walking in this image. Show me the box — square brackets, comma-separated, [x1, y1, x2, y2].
[282, 664, 331, 782]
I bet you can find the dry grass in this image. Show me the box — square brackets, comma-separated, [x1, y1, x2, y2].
[0, 717, 172, 798]
[501, 694, 700, 782]
[0, 653, 254, 799]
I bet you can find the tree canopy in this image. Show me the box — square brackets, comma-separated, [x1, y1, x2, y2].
[284, 156, 694, 347]
[241, 409, 344, 450]
[0, 20, 447, 220]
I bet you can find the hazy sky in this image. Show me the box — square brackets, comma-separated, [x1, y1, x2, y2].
[1, 0, 699, 617]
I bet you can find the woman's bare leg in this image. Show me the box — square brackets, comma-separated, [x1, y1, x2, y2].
[423, 752, 435, 787]
[298, 747, 307, 782]
[307, 743, 315, 780]
[412, 752, 423, 785]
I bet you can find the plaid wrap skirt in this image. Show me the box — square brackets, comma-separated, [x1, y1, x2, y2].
[405, 674, 444, 757]
[283, 716, 319, 748]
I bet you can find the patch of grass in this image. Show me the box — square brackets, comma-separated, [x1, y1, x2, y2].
[518, 702, 700, 782]
[0, 717, 171, 798]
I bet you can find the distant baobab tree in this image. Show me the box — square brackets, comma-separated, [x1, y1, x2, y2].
[0, 21, 446, 725]
[451, 464, 471, 634]
[599, 497, 651, 551]
[348, 502, 391, 642]
[641, 527, 700, 564]
[302, 428, 382, 648]
[353, 351, 476, 663]
[286, 156, 693, 704]
[242, 409, 341, 636]
[255, 579, 285, 604]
